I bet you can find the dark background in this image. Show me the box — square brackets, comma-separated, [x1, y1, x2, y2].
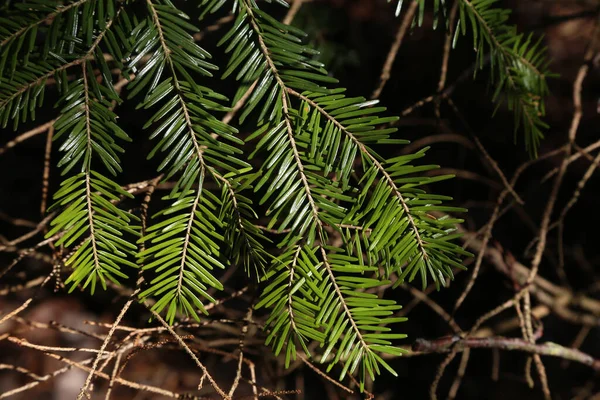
[1, 0, 599, 399]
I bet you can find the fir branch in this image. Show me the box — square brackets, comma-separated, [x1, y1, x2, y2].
[391, 0, 552, 156]
[0, 3, 121, 129]
[42, 6, 140, 293]
[230, 0, 421, 386]
[133, 0, 261, 323]
[82, 65, 102, 282]
[244, 5, 375, 365]
[146, 0, 203, 164]
[287, 88, 429, 264]
[217, 172, 271, 278]
[0, 0, 90, 48]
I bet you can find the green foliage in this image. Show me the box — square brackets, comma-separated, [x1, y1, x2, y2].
[392, 0, 552, 157]
[209, 0, 470, 385]
[0, 0, 126, 129]
[126, 0, 267, 323]
[44, 62, 140, 292]
[5, 0, 558, 389]
[47, 170, 140, 293]
[6, 2, 145, 294]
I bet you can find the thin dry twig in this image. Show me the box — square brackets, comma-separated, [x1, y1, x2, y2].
[41, 125, 54, 215]
[297, 353, 354, 395]
[193, 15, 235, 41]
[514, 299, 534, 387]
[76, 292, 140, 399]
[0, 357, 95, 399]
[0, 276, 47, 295]
[371, 0, 419, 99]
[7, 336, 111, 354]
[0, 212, 56, 251]
[104, 352, 122, 400]
[435, 0, 460, 117]
[561, 325, 591, 369]
[461, 231, 600, 326]
[40, 350, 182, 398]
[523, 292, 551, 399]
[555, 150, 600, 286]
[513, 23, 600, 399]
[527, 18, 600, 288]
[14, 316, 105, 341]
[150, 309, 232, 399]
[228, 308, 253, 397]
[541, 139, 600, 183]
[447, 348, 470, 400]
[400, 285, 462, 334]
[0, 211, 37, 228]
[0, 120, 55, 156]
[447, 98, 524, 205]
[282, 0, 305, 25]
[429, 346, 459, 400]
[0, 274, 52, 325]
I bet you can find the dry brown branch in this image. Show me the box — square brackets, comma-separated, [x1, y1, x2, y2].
[0, 120, 55, 156]
[561, 325, 591, 368]
[40, 350, 183, 397]
[573, 141, 600, 167]
[0, 276, 46, 295]
[413, 335, 600, 370]
[76, 292, 139, 399]
[429, 346, 459, 400]
[150, 309, 232, 399]
[555, 150, 600, 286]
[524, 18, 600, 310]
[0, 212, 55, 251]
[0, 363, 47, 380]
[460, 232, 600, 325]
[523, 292, 552, 400]
[398, 280, 439, 316]
[297, 353, 354, 395]
[228, 308, 253, 397]
[426, 167, 504, 190]
[282, 0, 306, 25]
[104, 352, 122, 400]
[447, 347, 470, 400]
[40, 125, 54, 215]
[13, 316, 105, 341]
[398, 54, 492, 118]
[399, 284, 462, 333]
[0, 211, 37, 228]
[541, 139, 600, 183]
[445, 97, 524, 315]
[401, 133, 475, 156]
[0, 274, 52, 325]
[524, 356, 535, 389]
[193, 15, 235, 41]
[371, 0, 419, 99]
[447, 98, 524, 204]
[0, 357, 94, 399]
[468, 291, 527, 336]
[435, 0, 460, 117]
[7, 336, 111, 354]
